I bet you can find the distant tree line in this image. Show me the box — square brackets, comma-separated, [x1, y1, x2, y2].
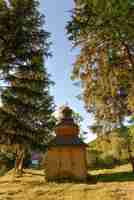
[87, 127, 134, 169]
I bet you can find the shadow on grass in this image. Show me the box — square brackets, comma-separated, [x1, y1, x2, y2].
[94, 171, 134, 183]
[43, 172, 134, 184]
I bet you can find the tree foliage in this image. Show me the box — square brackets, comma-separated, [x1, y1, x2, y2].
[67, 0, 134, 132]
[0, 0, 55, 149]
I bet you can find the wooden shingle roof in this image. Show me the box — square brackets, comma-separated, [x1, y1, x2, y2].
[48, 135, 87, 147]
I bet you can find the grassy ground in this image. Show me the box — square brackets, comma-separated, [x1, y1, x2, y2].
[0, 164, 134, 200]
[91, 164, 134, 182]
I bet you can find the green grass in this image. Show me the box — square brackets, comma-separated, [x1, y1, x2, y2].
[94, 171, 134, 182]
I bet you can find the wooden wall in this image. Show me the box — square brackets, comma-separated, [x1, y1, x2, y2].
[45, 146, 87, 181]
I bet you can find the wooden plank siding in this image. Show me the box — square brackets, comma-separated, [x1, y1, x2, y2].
[45, 146, 87, 181]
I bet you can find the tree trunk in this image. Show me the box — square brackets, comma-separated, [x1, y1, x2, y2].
[15, 145, 25, 176]
[128, 152, 134, 173]
[127, 142, 134, 172]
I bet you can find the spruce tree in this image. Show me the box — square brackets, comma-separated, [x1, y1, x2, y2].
[0, 0, 55, 174]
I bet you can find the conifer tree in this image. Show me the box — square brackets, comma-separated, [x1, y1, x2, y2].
[0, 0, 55, 174]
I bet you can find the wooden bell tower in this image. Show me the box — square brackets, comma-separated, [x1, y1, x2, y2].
[45, 106, 87, 181]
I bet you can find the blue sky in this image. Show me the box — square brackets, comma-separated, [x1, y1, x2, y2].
[40, 0, 96, 141]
